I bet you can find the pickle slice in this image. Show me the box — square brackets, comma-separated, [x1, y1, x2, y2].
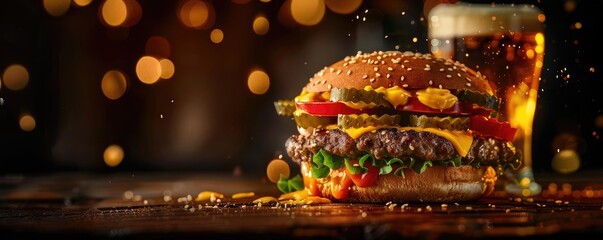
[330, 88, 392, 108]
[338, 114, 400, 129]
[294, 112, 335, 128]
[274, 100, 296, 117]
[408, 115, 469, 131]
[457, 89, 500, 110]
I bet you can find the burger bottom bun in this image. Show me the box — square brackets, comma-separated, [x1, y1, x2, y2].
[314, 166, 494, 203]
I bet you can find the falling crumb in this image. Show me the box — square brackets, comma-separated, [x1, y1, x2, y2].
[505, 209, 511, 213]
[454, 203, 459, 206]
[441, 204, 448, 208]
[426, 205, 432, 212]
[465, 206, 472, 210]
[555, 200, 562, 204]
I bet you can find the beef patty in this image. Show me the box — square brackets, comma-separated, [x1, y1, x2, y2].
[285, 128, 519, 167]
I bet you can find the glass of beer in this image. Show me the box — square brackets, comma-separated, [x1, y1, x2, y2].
[428, 3, 545, 196]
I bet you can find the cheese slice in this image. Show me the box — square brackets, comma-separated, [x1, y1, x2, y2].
[341, 126, 473, 157]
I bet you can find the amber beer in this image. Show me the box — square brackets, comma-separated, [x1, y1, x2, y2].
[428, 4, 545, 189]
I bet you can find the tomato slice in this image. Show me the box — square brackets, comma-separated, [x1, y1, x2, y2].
[345, 160, 379, 188]
[470, 115, 517, 142]
[296, 102, 371, 116]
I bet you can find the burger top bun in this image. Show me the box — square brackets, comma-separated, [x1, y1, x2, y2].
[304, 51, 494, 95]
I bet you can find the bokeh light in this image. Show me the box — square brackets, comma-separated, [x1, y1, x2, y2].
[19, 114, 36, 132]
[210, 28, 224, 43]
[178, 0, 215, 30]
[43, 0, 71, 17]
[101, 0, 128, 27]
[103, 144, 124, 167]
[159, 59, 175, 79]
[145, 36, 171, 58]
[101, 70, 128, 100]
[266, 159, 290, 183]
[290, 0, 325, 26]
[136, 56, 162, 84]
[2, 64, 29, 91]
[552, 149, 580, 174]
[73, 0, 93, 7]
[325, 0, 362, 14]
[247, 69, 270, 95]
[595, 115, 603, 128]
[253, 15, 270, 35]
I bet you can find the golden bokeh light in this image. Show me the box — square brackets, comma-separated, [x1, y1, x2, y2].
[266, 159, 290, 183]
[121, 0, 143, 27]
[43, 0, 71, 17]
[19, 114, 36, 132]
[159, 59, 175, 79]
[101, 0, 127, 27]
[552, 149, 580, 174]
[178, 0, 215, 30]
[253, 15, 270, 35]
[136, 56, 162, 84]
[210, 28, 224, 43]
[595, 115, 603, 128]
[145, 36, 171, 58]
[290, 0, 326, 26]
[2, 64, 29, 91]
[325, 0, 362, 14]
[247, 69, 270, 95]
[101, 70, 128, 100]
[104, 144, 124, 167]
[73, 0, 93, 7]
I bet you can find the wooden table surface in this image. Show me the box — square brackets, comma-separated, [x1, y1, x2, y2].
[1, 171, 603, 239]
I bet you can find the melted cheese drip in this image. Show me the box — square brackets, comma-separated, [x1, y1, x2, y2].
[416, 88, 458, 110]
[365, 86, 411, 108]
[342, 101, 377, 109]
[342, 126, 473, 157]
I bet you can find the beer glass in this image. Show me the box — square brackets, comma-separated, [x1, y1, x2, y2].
[428, 3, 545, 196]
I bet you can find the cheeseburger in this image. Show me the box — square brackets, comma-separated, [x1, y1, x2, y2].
[274, 51, 521, 202]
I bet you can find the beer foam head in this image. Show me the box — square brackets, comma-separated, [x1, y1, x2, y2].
[428, 3, 544, 38]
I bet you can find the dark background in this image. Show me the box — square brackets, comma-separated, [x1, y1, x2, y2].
[1, 0, 602, 176]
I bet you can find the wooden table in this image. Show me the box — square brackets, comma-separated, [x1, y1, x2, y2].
[2, 171, 603, 239]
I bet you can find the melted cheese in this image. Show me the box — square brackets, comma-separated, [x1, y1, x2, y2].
[416, 88, 458, 110]
[341, 126, 473, 157]
[342, 101, 377, 109]
[365, 86, 411, 108]
[295, 90, 330, 102]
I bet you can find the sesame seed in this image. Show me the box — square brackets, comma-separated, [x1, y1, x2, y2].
[402, 84, 408, 87]
[370, 78, 376, 83]
[407, 68, 412, 71]
[438, 84, 442, 89]
[374, 67, 378, 71]
[457, 73, 462, 77]
[386, 73, 390, 78]
[336, 70, 342, 75]
[403, 60, 409, 63]
[401, 64, 405, 69]
[428, 80, 433, 85]
[327, 84, 332, 90]
[347, 70, 352, 75]
[375, 73, 381, 77]
[439, 68, 445, 72]
[329, 68, 334, 73]
[400, 76, 405, 81]
[388, 67, 393, 71]
[377, 56, 382, 60]
[381, 60, 385, 64]
[466, 82, 472, 87]
[425, 64, 430, 68]
[349, 60, 356, 64]
[363, 74, 368, 79]
[466, 77, 472, 82]
[424, 68, 431, 71]
[447, 68, 453, 71]
[446, 75, 451, 78]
